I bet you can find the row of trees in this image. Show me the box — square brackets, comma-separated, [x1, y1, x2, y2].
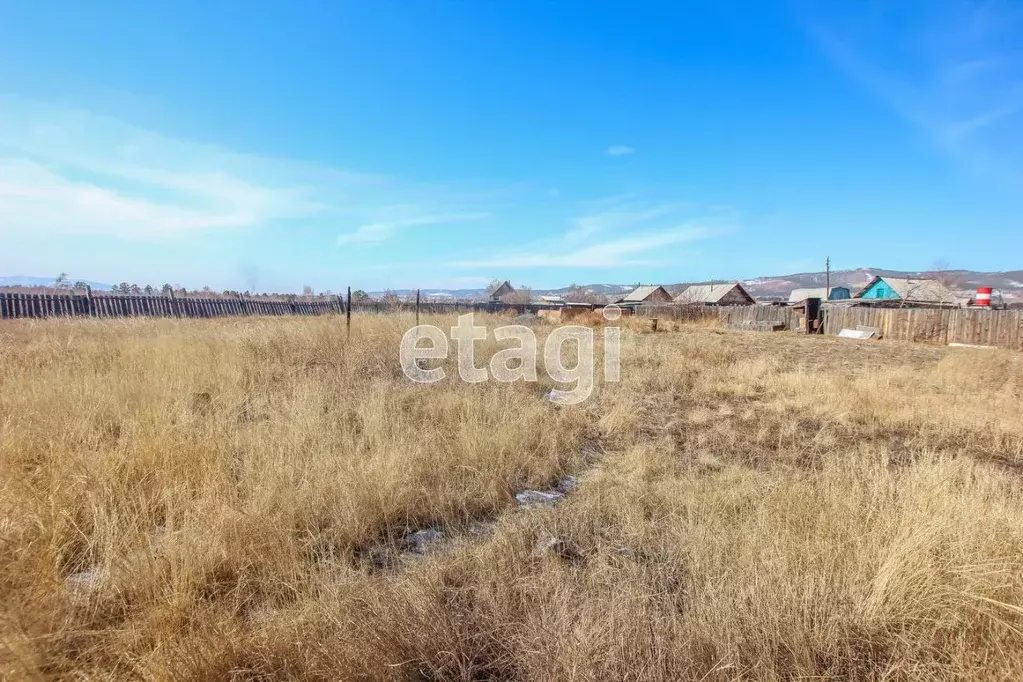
[47, 275, 352, 299]
[491, 279, 610, 305]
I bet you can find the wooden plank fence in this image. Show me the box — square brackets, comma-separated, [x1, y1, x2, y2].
[633, 304, 726, 324]
[636, 304, 795, 329]
[6, 291, 1021, 351]
[0, 291, 344, 321]
[720, 305, 796, 330]
[822, 306, 1023, 351]
[634, 303, 1023, 352]
[0, 293, 572, 322]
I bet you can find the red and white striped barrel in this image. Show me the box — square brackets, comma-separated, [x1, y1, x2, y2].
[976, 287, 993, 306]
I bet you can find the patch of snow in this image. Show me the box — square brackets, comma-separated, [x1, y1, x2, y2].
[554, 476, 578, 494]
[403, 528, 444, 555]
[515, 490, 564, 509]
[67, 568, 105, 598]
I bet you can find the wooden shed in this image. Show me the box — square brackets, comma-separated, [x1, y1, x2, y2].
[788, 286, 850, 303]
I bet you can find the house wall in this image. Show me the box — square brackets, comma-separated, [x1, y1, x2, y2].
[644, 288, 674, 304]
[718, 287, 754, 306]
[859, 279, 900, 300]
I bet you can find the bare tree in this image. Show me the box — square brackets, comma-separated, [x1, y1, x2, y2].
[54, 273, 69, 290]
[501, 286, 533, 304]
[565, 284, 607, 304]
[917, 259, 961, 306]
[927, 259, 961, 288]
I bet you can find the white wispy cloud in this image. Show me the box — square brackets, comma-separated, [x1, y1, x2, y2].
[0, 95, 490, 241]
[565, 201, 685, 243]
[336, 212, 489, 246]
[606, 144, 635, 156]
[450, 196, 731, 269]
[451, 223, 721, 268]
[0, 159, 254, 237]
[805, 3, 1023, 185]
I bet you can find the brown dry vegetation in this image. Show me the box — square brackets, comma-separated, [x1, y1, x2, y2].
[2, 315, 1023, 680]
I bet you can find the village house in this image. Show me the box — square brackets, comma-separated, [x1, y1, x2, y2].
[854, 276, 962, 307]
[787, 286, 851, 303]
[615, 285, 673, 306]
[675, 282, 755, 306]
[485, 280, 515, 303]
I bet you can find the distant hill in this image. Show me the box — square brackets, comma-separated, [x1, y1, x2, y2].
[0, 276, 113, 291]
[370, 283, 633, 300]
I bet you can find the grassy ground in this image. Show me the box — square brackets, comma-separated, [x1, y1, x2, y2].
[2, 315, 1022, 680]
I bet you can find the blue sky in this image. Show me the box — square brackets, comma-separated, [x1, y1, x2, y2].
[1, 1, 1021, 292]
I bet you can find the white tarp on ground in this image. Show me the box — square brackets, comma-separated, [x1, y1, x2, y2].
[838, 328, 877, 340]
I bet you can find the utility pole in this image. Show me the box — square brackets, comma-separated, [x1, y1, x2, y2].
[825, 256, 831, 301]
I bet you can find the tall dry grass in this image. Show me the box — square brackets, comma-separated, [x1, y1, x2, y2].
[1, 316, 1022, 680]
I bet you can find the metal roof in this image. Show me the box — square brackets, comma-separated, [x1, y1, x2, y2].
[788, 287, 828, 303]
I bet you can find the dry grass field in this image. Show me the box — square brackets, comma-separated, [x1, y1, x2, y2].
[2, 314, 1023, 680]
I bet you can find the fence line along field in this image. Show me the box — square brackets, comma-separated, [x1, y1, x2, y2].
[0, 290, 344, 319]
[639, 303, 1023, 352]
[2, 314, 1023, 679]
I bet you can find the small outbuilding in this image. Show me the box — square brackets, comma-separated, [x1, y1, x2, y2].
[675, 282, 755, 306]
[788, 286, 850, 303]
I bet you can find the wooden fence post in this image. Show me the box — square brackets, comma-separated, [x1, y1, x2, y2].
[346, 286, 352, 339]
[85, 286, 95, 317]
[416, 289, 421, 326]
